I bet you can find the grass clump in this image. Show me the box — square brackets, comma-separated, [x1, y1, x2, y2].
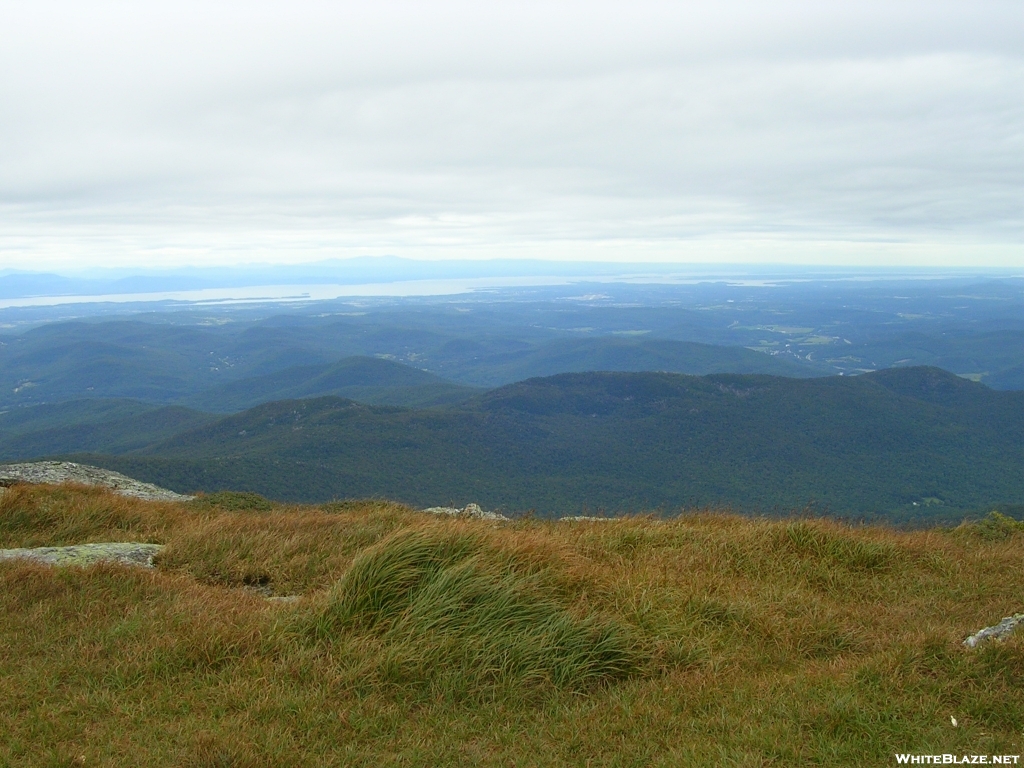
[779, 521, 897, 572]
[957, 511, 1024, 540]
[0, 482, 183, 547]
[188, 490, 275, 512]
[313, 528, 639, 697]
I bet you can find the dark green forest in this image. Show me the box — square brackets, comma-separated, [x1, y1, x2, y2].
[14, 366, 1019, 522]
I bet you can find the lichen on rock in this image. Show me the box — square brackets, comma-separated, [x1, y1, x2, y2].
[964, 613, 1024, 648]
[0, 461, 192, 501]
[0, 542, 163, 568]
[421, 503, 509, 521]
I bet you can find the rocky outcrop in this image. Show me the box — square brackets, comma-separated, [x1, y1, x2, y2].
[422, 503, 509, 522]
[964, 613, 1024, 648]
[0, 542, 163, 568]
[0, 461, 192, 502]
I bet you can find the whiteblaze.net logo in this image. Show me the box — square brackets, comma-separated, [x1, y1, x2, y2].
[895, 756, 1020, 765]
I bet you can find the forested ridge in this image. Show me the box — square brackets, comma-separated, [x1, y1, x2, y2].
[28, 366, 1021, 522]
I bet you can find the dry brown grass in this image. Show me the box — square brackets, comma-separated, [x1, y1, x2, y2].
[1, 484, 1022, 766]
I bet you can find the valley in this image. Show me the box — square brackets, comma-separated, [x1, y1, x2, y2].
[2, 275, 1023, 523]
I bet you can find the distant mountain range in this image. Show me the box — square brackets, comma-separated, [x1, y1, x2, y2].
[0, 319, 819, 409]
[5, 366, 1019, 522]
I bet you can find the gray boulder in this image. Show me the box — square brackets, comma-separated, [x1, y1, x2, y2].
[0, 461, 192, 502]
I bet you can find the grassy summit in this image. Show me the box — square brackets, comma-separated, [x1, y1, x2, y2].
[1, 484, 1023, 766]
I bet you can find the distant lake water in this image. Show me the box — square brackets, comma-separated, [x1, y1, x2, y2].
[0, 269, 983, 311]
[0, 277, 573, 309]
[0, 274, 805, 309]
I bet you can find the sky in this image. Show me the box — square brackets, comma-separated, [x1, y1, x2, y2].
[1, 0, 1022, 272]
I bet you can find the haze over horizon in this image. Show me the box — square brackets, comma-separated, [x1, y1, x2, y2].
[2, 1, 1022, 272]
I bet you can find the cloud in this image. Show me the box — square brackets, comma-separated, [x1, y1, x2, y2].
[0, 1, 1021, 269]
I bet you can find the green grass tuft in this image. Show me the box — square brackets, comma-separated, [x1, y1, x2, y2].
[188, 491, 275, 512]
[957, 511, 1024, 540]
[313, 528, 640, 698]
[780, 521, 897, 572]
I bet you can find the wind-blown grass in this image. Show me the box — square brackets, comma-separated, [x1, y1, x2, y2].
[1, 484, 1023, 766]
[313, 528, 639, 698]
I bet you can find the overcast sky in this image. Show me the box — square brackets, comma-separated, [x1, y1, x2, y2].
[1, 1, 1022, 272]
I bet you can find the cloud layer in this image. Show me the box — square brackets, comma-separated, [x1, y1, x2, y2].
[1, 1, 1022, 269]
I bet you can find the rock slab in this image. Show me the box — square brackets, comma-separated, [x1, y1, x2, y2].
[0, 461, 192, 501]
[0, 542, 163, 568]
[422, 503, 509, 522]
[964, 613, 1024, 648]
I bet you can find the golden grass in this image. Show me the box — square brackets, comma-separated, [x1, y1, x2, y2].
[1, 483, 1022, 766]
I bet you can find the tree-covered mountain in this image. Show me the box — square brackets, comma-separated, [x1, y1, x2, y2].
[832, 330, 1024, 388]
[185, 356, 482, 411]
[39, 367, 1022, 521]
[0, 399, 215, 459]
[433, 336, 812, 387]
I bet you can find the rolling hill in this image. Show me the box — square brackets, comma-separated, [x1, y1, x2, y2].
[0, 319, 821, 410]
[185, 356, 482, 412]
[0, 399, 215, 459]
[437, 336, 816, 387]
[46, 367, 1024, 520]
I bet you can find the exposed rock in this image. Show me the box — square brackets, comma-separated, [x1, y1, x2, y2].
[964, 613, 1024, 648]
[422, 503, 509, 522]
[0, 542, 163, 568]
[242, 584, 301, 602]
[0, 461, 192, 501]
